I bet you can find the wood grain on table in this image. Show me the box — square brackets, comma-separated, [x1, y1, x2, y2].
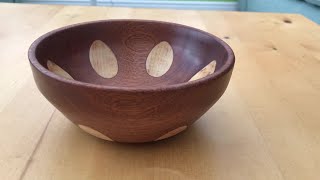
[0, 3, 320, 180]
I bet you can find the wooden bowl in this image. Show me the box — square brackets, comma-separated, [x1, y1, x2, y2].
[28, 20, 235, 143]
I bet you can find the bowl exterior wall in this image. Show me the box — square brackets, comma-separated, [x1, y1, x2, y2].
[30, 62, 233, 143]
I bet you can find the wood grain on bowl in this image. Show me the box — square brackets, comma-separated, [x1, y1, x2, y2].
[146, 41, 173, 77]
[47, 60, 74, 80]
[78, 124, 113, 141]
[189, 61, 216, 81]
[89, 40, 118, 78]
[29, 20, 235, 143]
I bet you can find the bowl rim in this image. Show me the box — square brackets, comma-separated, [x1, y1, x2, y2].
[28, 19, 235, 93]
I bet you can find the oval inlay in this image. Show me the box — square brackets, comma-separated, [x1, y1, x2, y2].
[155, 126, 187, 141]
[89, 40, 118, 78]
[189, 60, 216, 81]
[47, 60, 73, 80]
[146, 41, 173, 77]
[78, 124, 113, 141]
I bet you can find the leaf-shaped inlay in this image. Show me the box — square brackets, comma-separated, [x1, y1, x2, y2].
[78, 124, 113, 141]
[47, 60, 74, 80]
[89, 40, 118, 78]
[189, 61, 216, 81]
[146, 41, 173, 77]
[155, 126, 187, 141]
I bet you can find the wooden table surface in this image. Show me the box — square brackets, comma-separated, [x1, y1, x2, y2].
[1, 3, 320, 180]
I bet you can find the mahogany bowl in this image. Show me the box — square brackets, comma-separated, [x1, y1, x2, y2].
[28, 20, 235, 143]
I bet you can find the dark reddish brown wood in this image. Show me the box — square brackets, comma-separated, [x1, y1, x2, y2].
[28, 20, 235, 143]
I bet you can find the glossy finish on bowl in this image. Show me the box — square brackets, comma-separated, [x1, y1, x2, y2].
[28, 20, 235, 143]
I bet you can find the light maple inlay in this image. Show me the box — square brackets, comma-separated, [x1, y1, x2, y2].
[189, 61, 216, 81]
[78, 124, 113, 141]
[47, 60, 74, 80]
[89, 40, 118, 78]
[155, 126, 187, 141]
[146, 41, 173, 77]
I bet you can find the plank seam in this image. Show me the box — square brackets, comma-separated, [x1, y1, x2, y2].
[247, 110, 286, 180]
[19, 109, 56, 180]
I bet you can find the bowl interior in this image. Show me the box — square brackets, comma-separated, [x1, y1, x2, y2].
[34, 20, 230, 88]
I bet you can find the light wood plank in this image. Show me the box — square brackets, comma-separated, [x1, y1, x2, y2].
[0, 3, 320, 180]
[0, 79, 55, 180]
[0, 4, 62, 180]
[0, 4, 63, 111]
[22, 86, 284, 180]
[22, 6, 283, 180]
[0, 4, 133, 180]
[212, 12, 320, 180]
